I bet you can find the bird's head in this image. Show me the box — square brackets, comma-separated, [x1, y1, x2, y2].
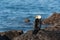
[35, 15, 41, 19]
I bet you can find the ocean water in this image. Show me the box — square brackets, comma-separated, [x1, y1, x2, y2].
[0, 0, 60, 32]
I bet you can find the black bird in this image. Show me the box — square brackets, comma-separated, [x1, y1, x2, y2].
[33, 15, 42, 34]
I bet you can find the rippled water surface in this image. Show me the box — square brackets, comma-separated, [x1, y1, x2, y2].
[0, 0, 60, 32]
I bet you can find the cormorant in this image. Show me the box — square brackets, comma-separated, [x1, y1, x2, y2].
[33, 15, 42, 34]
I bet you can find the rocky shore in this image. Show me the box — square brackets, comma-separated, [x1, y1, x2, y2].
[42, 12, 60, 24]
[0, 13, 60, 40]
[12, 30, 60, 40]
[42, 12, 60, 31]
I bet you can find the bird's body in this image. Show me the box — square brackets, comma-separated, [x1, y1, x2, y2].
[33, 15, 42, 34]
[34, 18, 41, 30]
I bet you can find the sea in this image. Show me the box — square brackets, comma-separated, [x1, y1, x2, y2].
[0, 0, 60, 32]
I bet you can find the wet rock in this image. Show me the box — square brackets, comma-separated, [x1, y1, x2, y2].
[42, 13, 60, 24]
[24, 18, 30, 23]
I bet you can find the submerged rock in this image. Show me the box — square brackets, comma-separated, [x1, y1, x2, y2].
[24, 18, 30, 23]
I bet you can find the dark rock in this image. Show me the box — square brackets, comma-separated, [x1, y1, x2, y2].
[12, 30, 60, 40]
[24, 18, 30, 23]
[0, 32, 5, 36]
[37, 30, 60, 40]
[0, 35, 10, 40]
[5, 30, 23, 39]
[0, 30, 23, 40]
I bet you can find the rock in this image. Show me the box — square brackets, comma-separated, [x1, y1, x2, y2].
[42, 13, 60, 24]
[17, 30, 23, 35]
[42, 12, 60, 31]
[36, 30, 51, 40]
[0, 30, 60, 40]
[37, 30, 60, 40]
[0, 32, 5, 36]
[45, 22, 60, 31]
[0, 35, 11, 40]
[24, 18, 30, 23]
[5, 30, 23, 39]
[12, 30, 60, 40]
[0, 30, 23, 40]
[12, 30, 38, 40]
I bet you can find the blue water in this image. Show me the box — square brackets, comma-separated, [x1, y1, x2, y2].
[0, 0, 60, 32]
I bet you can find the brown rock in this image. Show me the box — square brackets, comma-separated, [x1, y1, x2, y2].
[42, 13, 60, 24]
[0, 30, 23, 40]
[0, 32, 5, 36]
[5, 30, 23, 39]
[12, 30, 60, 40]
[12, 30, 38, 40]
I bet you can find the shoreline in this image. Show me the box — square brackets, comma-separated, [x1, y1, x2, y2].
[0, 13, 60, 40]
